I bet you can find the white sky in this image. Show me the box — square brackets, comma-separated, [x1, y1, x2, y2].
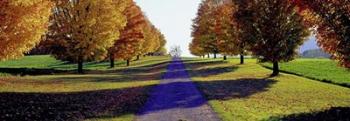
[135, 0, 202, 57]
[134, 0, 318, 56]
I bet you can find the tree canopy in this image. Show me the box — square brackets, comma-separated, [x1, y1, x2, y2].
[291, 0, 350, 68]
[47, 0, 129, 73]
[109, 0, 146, 66]
[0, 0, 52, 60]
[243, 0, 310, 76]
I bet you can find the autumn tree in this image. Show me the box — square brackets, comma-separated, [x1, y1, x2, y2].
[291, 0, 350, 68]
[0, 0, 52, 60]
[152, 33, 167, 56]
[242, 0, 310, 76]
[47, 0, 128, 73]
[213, 0, 241, 60]
[141, 20, 162, 56]
[109, 0, 146, 67]
[189, 41, 206, 57]
[155, 33, 167, 53]
[191, 0, 220, 58]
[154, 47, 168, 56]
[149, 28, 162, 56]
[231, 0, 256, 64]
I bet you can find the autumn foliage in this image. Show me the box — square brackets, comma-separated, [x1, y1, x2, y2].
[190, 0, 310, 76]
[190, 0, 249, 62]
[107, 1, 167, 67]
[45, 0, 131, 73]
[291, 0, 350, 68]
[191, 0, 219, 58]
[9, 0, 166, 73]
[109, 0, 146, 67]
[0, 0, 52, 60]
[142, 21, 163, 56]
[242, 0, 310, 76]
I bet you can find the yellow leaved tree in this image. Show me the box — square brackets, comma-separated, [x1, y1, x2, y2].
[48, 0, 128, 73]
[0, 0, 52, 60]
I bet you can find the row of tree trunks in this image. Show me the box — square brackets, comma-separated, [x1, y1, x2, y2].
[202, 54, 280, 77]
[109, 58, 132, 68]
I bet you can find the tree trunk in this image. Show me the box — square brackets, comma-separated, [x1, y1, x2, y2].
[240, 54, 244, 64]
[214, 53, 217, 59]
[110, 54, 115, 68]
[271, 62, 279, 77]
[126, 60, 130, 66]
[78, 58, 83, 74]
[207, 54, 210, 58]
[136, 55, 140, 61]
[223, 55, 227, 60]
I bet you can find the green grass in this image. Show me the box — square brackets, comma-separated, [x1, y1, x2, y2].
[261, 58, 350, 87]
[0, 55, 63, 69]
[0, 55, 171, 70]
[184, 58, 350, 121]
[0, 56, 171, 121]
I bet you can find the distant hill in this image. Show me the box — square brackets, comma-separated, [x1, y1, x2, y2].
[301, 49, 331, 58]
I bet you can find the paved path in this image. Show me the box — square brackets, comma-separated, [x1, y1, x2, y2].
[136, 58, 220, 121]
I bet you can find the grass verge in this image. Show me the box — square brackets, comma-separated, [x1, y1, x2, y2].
[184, 58, 350, 121]
[261, 58, 350, 87]
[0, 56, 171, 121]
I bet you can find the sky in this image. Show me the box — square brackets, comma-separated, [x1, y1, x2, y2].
[300, 36, 319, 53]
[134, 0, 319, 56]
[135, 0, 201, 57]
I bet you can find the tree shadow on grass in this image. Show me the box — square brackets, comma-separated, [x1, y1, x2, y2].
[267, 107, 350, 121]
[183, 60, 228, 68]
[44, 60, 233, 83]
[121, 61, 170, 74]
[159, 66, 237, 80]
[47, 61, 170, 83]
[0, 79, 276, 120]
[0, 60, 171, 76]
[0, 68, 70, 76]
[197, 78, 277, 100]
[158, 59, 235, 79]
[0, 86, 154, 121]
[187, 66, 237, 78]
[0, 59, 172, 76]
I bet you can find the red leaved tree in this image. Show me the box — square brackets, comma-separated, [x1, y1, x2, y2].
[291, 0, 350, 68]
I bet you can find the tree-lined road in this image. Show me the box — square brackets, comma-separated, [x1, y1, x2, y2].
[136, 58, 220, 121]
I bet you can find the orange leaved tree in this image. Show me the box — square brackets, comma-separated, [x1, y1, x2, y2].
[0, 0, 52, 60]
[109, 0, 146, 67]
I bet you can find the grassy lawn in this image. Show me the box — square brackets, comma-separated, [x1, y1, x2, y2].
[184, 58, 350, 121]
[261, 58, 350, 87]
[0, 56, 171, 121]
[0, 55, 171, 70]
